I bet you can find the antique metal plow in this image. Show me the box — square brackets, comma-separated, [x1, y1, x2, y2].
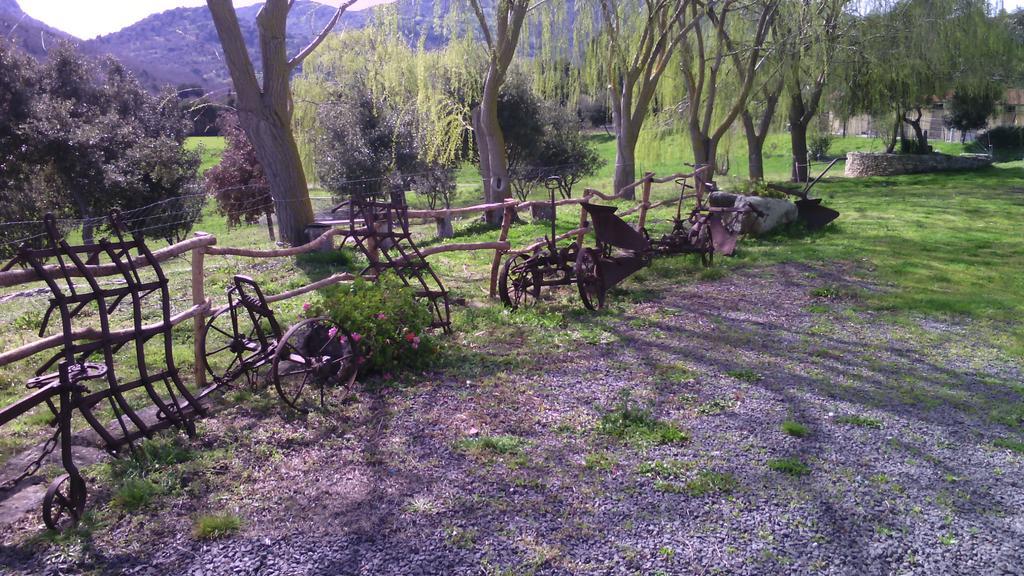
[0, 213, 204, 531]
[645, 174, 746, 266]
[499, 178, 581, 310]
[769, 158, 841, 230]
[200, 275, 360, 413]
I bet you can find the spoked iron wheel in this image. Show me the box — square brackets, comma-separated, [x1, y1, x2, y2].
[499, 253, 541, 310]
[43, 473, 87, 532]
[575, 248, 606, 311]
[273, 317, 359, 413]
[201, 306, 267, 390]
[693, 223, 715, 268]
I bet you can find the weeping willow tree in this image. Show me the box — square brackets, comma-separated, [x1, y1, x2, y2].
[293, 7, 485, 193]
[207, 0, 358, 245]
[676, 0, 778, 181]
[849, 0, 1018, 154]
[577, 0, 697, 197]
[777, 0, 854, 181]
[739, 59, 784, 181]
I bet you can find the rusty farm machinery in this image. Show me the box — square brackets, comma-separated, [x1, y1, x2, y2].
[500, 170, 760, 311]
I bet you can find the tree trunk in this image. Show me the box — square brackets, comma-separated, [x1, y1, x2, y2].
[691, 130, 717, 191]
[435, 216, 454, 238]
[71, 193, 95, 244]
[885, 114, 899, 153]
[239, 111, 315, 245]
[903, 108, 927, 152]
[609, 82, 638, 200]
[477, 67, 509, 226]
[742, 112, 766, 181]
[206, 0, 346, 247]
[613, 132, 638, 200]
[790, 120, 809, 182]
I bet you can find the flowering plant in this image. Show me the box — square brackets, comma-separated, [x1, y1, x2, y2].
[307, 273, 434, 375]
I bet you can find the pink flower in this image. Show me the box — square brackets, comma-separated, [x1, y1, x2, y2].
[405, 332, 416, 343]
[413, 336, 421, 345]
[302, 302, 311, 311]
[376, 313, 387, 321]
[412, 342, 419, 350]
[327, 326, 338, 339]
[351, 332, 362, 342]
[383, 372, 392, 380]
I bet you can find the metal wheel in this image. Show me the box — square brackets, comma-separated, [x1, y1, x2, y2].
[693, 220, 715, 268]
[43, 473, 86, 532]
[200, 306, 267, 390]
[273, 317, 359, 413]
[575, 248, 606, 311]
[499, 253, 541, 310]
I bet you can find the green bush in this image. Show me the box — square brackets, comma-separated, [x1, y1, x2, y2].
[974, 126, 1024, 152]
[809, 134, 833, 160]
[735, 179, 787, 199]
[310, 274, 435, 375]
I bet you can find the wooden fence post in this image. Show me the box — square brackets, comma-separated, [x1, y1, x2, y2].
[489, 202, 516, 298]
[191, 232, 212, 389]
[637, 172, 654, 232]
[577, 191, 591, 246]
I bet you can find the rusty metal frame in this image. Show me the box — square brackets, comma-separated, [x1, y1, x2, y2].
[0, 212, 203, 530]
[200, 273, 360, 414]
[498, 179, 580, 310]
[334, 189, 452, 333]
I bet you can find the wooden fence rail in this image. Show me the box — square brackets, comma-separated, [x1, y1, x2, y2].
[0, 166, 708, 387]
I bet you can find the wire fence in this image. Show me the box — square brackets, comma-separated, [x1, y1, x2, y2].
[0, 160, 609, 258]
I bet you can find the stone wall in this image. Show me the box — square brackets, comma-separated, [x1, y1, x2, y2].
[844, 152, 993, 177]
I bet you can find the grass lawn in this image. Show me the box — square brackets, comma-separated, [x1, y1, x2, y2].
[1, 134, 1020, 466]
[184, 136, 226, 175]
[0, 133, 1020, 573]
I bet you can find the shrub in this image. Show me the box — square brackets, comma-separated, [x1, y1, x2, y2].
[944, 89, 998, 140]
[809, 134, 833, 160]
[310, 274, 435, 375]
[315, 80, 418, 202]
[205, 112, 274, 235]
[8, 43, 201, 245]
[972, 125, 1024, 155]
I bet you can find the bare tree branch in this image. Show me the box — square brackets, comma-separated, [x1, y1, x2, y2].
[468, 0, 495, 52]
[287, 0, 359, 69]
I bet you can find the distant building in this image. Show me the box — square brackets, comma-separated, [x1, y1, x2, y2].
[831, 89, 1024, 143]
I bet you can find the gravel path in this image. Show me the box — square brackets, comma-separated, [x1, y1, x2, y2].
[2, 262, 1022, 575]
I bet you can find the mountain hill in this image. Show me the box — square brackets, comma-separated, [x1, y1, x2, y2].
[82, 1, 372, 93]
[0, 0, 74, 58]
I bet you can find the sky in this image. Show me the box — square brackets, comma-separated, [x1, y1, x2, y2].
[20, 0, 394, 40]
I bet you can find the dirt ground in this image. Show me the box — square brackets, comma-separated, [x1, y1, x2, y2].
[1, 262, 1022, 575]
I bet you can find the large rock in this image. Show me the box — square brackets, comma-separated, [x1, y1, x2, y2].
[734, 195, 798, 235]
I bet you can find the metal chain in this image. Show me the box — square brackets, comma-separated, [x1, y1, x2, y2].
[0, 425, 61, 492]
